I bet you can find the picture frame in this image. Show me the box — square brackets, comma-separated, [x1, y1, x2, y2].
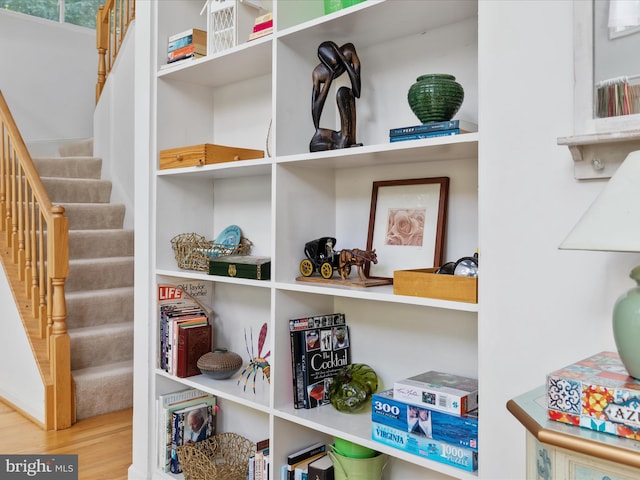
[365, 177, 449, 279]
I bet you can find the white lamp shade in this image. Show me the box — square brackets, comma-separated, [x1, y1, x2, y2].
[560, 149, 640, 252]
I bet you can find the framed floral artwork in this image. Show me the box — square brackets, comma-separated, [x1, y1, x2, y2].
[365, 177, 449, 279]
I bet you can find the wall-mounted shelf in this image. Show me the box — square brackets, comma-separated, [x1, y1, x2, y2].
[558, 129, 640, 180]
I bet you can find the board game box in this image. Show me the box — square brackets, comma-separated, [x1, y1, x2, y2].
[372, 389, 478, 451]
[371, 422, 478, 472]
[546, 351, 640, 440]
[393, 371, 478, 416]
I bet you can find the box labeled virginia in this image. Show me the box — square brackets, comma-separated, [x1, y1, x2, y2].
[371, 422, 478, 472]
[546, 351, 640, 440]
[372, 389, 478, 451]
[393, 371, 478, 416]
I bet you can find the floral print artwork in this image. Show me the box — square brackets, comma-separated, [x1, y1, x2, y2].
[385, 208, 426, 246]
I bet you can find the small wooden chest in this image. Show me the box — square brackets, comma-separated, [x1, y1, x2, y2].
[209, 255, 271, 280]
[159, 143, 264, 170]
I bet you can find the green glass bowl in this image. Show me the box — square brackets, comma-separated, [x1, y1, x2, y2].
[407, 74, 464, 124]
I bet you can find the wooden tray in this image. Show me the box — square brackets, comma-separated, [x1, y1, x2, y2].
[393, 268, 477, 303]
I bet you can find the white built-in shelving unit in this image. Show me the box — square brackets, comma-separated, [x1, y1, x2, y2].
[139, 1, 479, 478]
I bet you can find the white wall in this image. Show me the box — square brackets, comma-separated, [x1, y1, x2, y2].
[94, 24, 137, 228]
[479, 1, 640, 478]
[0, 10, 95, 145]
[0, 265, 45, 423]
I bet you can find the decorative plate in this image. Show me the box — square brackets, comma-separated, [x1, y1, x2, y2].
[214, 224, 241, 247]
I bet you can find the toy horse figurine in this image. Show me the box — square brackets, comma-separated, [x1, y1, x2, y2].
[310, 41, 362, 152]
[338, 248, 377, 281]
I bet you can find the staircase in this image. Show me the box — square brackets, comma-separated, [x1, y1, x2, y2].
[33, 139, 134, 420]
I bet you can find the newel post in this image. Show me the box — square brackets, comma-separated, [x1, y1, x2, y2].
[48, 206, 72, 429]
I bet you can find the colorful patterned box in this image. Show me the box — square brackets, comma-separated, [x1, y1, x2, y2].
[372, 389, 478, 451]
[546, 351, 640, 440]
[371, 422, 478, 472]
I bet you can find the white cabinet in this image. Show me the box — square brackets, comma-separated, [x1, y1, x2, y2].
[509, 387, 640, 480]
[526, 433, 640, 480]
[140, 1, 479, 479]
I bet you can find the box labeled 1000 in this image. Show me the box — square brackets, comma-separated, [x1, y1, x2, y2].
[372, 389, 478, 451]
[371, 422, 478, 472]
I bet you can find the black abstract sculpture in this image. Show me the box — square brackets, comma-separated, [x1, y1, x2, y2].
[310, 41, 362, 152]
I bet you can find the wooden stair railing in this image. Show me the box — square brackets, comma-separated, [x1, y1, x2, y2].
[96, 0, 136, 103]
[0, 90, 73, 431]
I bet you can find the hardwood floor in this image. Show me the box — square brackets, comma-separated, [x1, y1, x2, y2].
[0, 400, 133, 479]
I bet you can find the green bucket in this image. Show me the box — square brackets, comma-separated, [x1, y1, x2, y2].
[329, 450, 388, 480]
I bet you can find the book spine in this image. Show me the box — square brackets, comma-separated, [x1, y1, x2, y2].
[389, 129, 460, 142]
[167, 53, 205, 64]
[167, 35, 192, 52]
[248, 28, 273, 41]
[176, 324, 211, 378]
[168, 28, 206, 43]
[168, 44, 206, 62]
[290, 331, 305, 409]
[287, 444, 327, 466]
[253, 19, 273, 33]
[389, 119, 459, 137]
[289, 313, 345, 331]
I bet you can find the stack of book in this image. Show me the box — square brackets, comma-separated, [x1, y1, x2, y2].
[167, 28, 207, 64]
[248, 12, 273, 41]
[388, 119, 477, 143]
[158, 284, 212, 378]
[289, 313, 350, 409]
[280, 442, 328, 480]
[248, 439, 270, 480]
[156, 388, 217, 474]
[371, 371, 479, 472]
[546, 351, 640, 440]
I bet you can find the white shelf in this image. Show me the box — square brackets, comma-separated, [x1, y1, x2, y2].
[156, 369, 270, 412]
[276, 133, 479, 169]
[558, 129, 640, 179]
[144, 1, 480, 479]
[274, 281, 479, 312]
[158, 36, 272, 88]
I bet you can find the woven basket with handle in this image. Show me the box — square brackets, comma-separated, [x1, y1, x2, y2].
[176, 432, 254, 480]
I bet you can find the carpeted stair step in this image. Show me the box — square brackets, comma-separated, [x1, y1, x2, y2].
[72, 360, 133, 420]
[61, 203, 125, 230]
[66, 287, 134, 329]
[58, 138, 93, 157]
[68, 230, 134, 259]
[41, 177, 112, 203]
[69, 322, 133, 370]
[66, 257, 134, 292]
[33, 157, 102, 179]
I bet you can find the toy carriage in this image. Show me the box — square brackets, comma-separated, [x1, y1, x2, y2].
[299, 236, 347, 279]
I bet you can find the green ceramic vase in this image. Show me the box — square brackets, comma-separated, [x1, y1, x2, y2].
[612, 265, 640, 379]
[407, 74, 464, 124]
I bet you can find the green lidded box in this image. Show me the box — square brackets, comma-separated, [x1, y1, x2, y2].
[209, 255, 271, 280]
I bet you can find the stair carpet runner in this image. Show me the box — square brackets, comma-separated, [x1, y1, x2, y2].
[33, 139, 133, 420]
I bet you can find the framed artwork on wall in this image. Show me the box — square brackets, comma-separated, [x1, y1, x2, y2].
[365, 177, 449, 280]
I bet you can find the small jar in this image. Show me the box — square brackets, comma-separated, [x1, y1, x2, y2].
[197, 348, 243, 380]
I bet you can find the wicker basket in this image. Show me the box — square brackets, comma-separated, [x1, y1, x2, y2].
[176, 432, 254, 480]
[171, 233, 252, 272]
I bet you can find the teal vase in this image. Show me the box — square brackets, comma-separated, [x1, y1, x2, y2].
[407, 74, 464, 124]
[612, 265, 640, 379]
